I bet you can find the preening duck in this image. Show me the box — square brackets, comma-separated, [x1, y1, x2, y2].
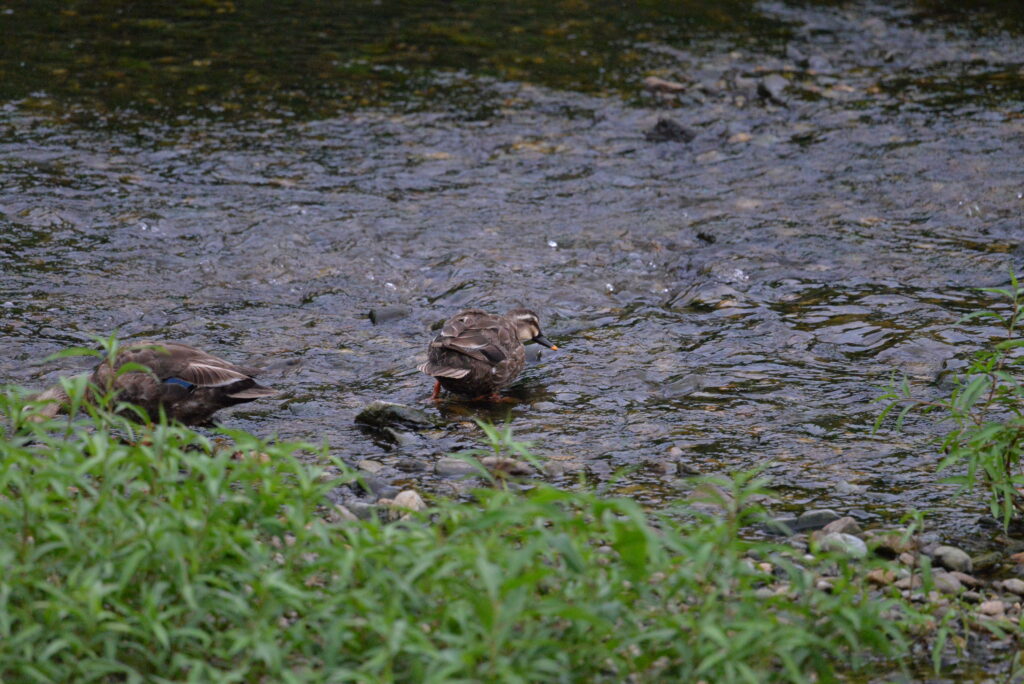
[30, 341, 277, 425]
[417, 308, 558, 401]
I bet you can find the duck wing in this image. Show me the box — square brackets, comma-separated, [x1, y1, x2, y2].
[418, 310, 521, 379]
[120, 342, 261, 387]
[435, 311, 516, 363]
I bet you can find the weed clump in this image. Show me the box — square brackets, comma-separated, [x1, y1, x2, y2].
[0, 384, 945, 682]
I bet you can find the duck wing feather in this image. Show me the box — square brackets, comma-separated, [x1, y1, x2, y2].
[121, 342, 262, 387]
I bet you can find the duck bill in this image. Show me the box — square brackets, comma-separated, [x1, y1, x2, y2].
[533, 334, 558, 350]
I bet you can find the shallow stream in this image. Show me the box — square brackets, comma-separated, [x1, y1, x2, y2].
[2, 0, 1024, 551]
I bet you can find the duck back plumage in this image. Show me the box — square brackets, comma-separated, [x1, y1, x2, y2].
[91, 341, 276, 425]
[417, 309, 526, 397]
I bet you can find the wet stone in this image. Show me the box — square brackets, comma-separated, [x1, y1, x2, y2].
[1002, 578, 1024, 596]
[834, 480, 868, 495]
[869, 530, 916, 558]
[785, 44, 807, 66]
[757, 74, 789, 104]
[382, 427, 419, 447]
[972, 551, 1003, 572]
[544, 461, 567, 478]
[328, 504, 358, 523]
[795, 509, 841, 531]
[949, 571, 983, 588]
[817, 532, 867, 559]
[763, 516, 798, 536]
[866, 569, 896, 586]
[642, 76, 687, 93]
[807, 55, 832, 73]
[932, 545, 973, 573]
[481, 456, 533, 476]
[348, 472, 397, 500]
[368, 305, 411, 325]
[347, 502, 379, 521]
[895, 576, 923, 590]
[819, 516, 862, 537]
[644, 118, 695, 143]
[435, 457, 480, 477]
[355, 400, 436, 430]
[357, 459, 385, 474]
[383, 490, 428, 520]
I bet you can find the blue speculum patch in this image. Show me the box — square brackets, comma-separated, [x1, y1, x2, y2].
[162, 377, 195, 390]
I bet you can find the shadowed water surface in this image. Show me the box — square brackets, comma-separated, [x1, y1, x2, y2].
[2, 1, 1024, 551]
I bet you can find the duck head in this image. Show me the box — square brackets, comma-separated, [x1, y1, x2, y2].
[507, 308, 558, 350]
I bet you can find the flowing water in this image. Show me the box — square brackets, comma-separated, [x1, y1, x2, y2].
[2, 0, 1024, 551]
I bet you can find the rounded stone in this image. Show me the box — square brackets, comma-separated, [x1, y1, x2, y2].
[932, 545, 973, 573]
[1002, 578, 1024, 596]
[795, 509, 841, 531]
[435, 457, 480, 477]
[931, 572, 963, 595]
[817, 532, 867, 559]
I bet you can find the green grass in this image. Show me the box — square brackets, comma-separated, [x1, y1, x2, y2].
[0, 383, 954, 682]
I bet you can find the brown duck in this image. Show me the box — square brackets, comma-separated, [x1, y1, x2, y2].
[31, 341, 277, 425]
[418, 308, 558, 401]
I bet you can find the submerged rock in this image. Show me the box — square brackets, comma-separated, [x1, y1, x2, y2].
[644, 118, 695, 143]
[757, 74, 789, 104]
[355, 400, 435, 430]
[368, 305, 411, 325]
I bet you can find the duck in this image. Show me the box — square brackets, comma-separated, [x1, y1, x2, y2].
[30, 341, 277, 425]
[417, 308, 558, 401]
